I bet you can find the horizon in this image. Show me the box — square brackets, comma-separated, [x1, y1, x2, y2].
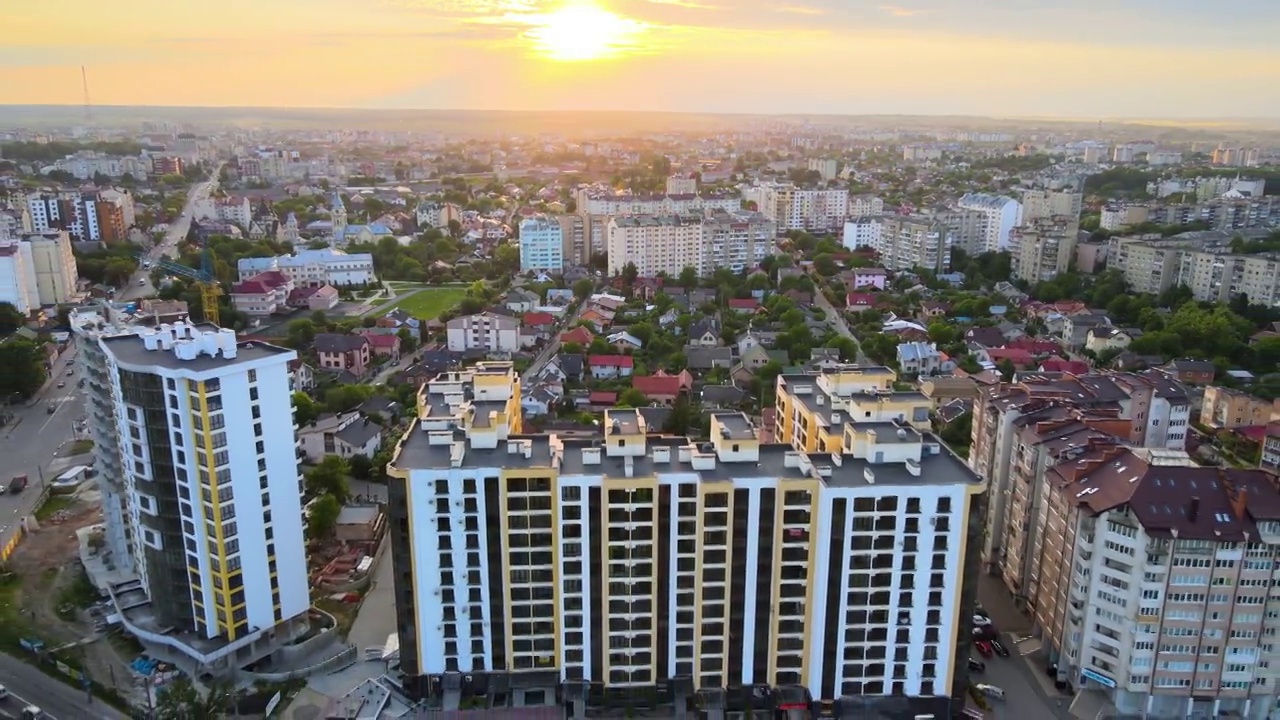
[5, 0, 1280, 119]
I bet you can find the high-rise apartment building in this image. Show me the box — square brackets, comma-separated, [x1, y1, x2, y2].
[558, 215, 587, 267]
[1031, 445, 1280, 719]
[869, 216, 951, 273]
[849, 195, 884, 219]
[970, 371, 1191, 578]
[606, 211, 775, 278]
[806, 158, 839, 182]
[18, 230, 79, 305]
[27, 191, 131, 242]
[750, 184, 849, 233]
[665, 174, 698, 196]
[0, 241, 40, 314]
[519, 216, 565, 273]
[1020, 188, 1083, 237]
[384, 363, 985, 715]
[1108, 235, 1280, 307]
[1012, 217, 1077, 283]
[72, 314, 311, 675]
[956, 194, 1021, 252]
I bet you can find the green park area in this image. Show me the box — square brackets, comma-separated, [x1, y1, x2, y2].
[391, 288, 468, 320]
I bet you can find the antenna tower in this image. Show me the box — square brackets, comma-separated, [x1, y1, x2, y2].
[81, 66, 92, 124]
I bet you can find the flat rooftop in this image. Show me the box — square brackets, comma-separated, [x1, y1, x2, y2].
[103, 331, 289, 372]
[714, 412, 756, 440]
[392, 428, 980, 489]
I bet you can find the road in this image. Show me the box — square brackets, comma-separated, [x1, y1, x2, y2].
[975, 575, 1074, 720]
[120, 168, 222, 302]
[0, 347, 85, 555]
[0, 650, 131, 720]
[811, 287, 870, 364]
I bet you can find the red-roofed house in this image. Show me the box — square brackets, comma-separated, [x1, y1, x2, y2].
[1040, 357, 1091, 374]
[358, 331, 403, 361]
[287, 284, 340, 311]
[727, 298, 762, 313]
[587, 391, 618, 408]
[1006, 338, 1061, 355]
[523, 312, 555, 329]
[231, 270, 294, 316]
[631, 370, 694, 405]
[984, 347, 1035, 368]
[560, 326, 595, 346]
[588, 355, 634, 379]
[846, 293, 877, 309]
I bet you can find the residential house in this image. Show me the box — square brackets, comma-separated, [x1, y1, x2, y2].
[521, 383, 562, 417]
[631, 370, 693, 405]
[230, 270, 293, 316]
[700, 384, 748, 408]
[1200, 385, 1277, 429]
[358, 331, 402, 361]
[522, 312, 556, 333]
[579, 307, 614, 332]
[687, 319, 722, 347]
[606, 331, 643, 352]
[559, 326, 595, 347]
[689, 288, 717, 306]
[964, 326, 1008, 348]
[686, 346, 734, 373]
[1061, 313, 1109, 347]
[287, 359, 316, 393]
[377, 309, 421, 331]
[1039, 358, 1091, 374]
[558, 354, 585, 382]
[586, 390, 618, 408]
[1084, 326, 1136, 354]
[446, 312, 520, 353]
[919, 377, 980, 407]
[298, 412, 383, 462]
[982, 347, 1035, 370]
[287, 284, 339, 311]
[846, 292, 877, 310]
[359, 395, 402, 422]
[315, 334, 372, 376]
[736, 331, 779, 355]
[896, 341, 944, 376]
[1162, 358, 1216, 385]
[917, 301, 950, 322]
[504, 287, 540, 313]
[588, 355, 634, 379]
[848, 267, 888, 290]
[399, 351, 461, 386]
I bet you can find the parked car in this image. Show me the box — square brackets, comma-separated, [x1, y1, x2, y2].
[56, 381, 65, 388]
[972, 625, 997, 640]
[991, 639, 1010, 657]
[973, 614, 993, 627]
[66, 368, 73, 376]
[975, 684, 1005, 701]
[968, 657, 986, 673]
[974, 640, 993, 657]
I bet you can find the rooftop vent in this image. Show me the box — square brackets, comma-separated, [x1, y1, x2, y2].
[864, 468, 876, 485]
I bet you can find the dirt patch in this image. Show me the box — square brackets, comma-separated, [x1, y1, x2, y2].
[4, 498, 139, 700]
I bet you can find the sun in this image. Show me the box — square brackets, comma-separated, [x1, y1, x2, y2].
[526, 2, 645, 62]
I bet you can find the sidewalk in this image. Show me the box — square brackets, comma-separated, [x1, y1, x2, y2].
[977, 575, 1078, 720]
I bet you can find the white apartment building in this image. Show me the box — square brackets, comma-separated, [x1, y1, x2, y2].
[807, 158, 839, 182]
[1031, 446, 1280, 720]
[1108, 236, 1280, 307]
[750, 184, 848, 233]
[194, 196, 254, 228]
[237, 247, 376, 287]
[383, 362, 984, 714]
[842, 218, 882, 251]
[606, 211, 775, 278]
[49, 151, 150, 180]
[870, 217, 951, 273]
[577, 191, 738, 217]
[1012, 219, 1077, 283]
[0, 241, 40, 314]
[666, 174, 698, 195]
[518, 217, 565, 273]
[446, 312, 520, 353]
[956, 194, 1021, 252]
[71, 315, 311, 675]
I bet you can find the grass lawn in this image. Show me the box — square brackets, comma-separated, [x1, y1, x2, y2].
[35, 495, 74, 521]
[391, 288, 467, 320]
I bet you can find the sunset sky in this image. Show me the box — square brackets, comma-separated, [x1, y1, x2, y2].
[2, 0, 1279, 117]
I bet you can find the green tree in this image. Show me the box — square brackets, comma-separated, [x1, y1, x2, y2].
[307, 493, 343, 540]
[397, 326, 418, 354]
[617, 388, 648, 407]
[306, 456, 351, 501]
[0, 302, 24, 334]
[153, 676, 237, 719]
[287, 319, 316, 347]
[348, 454, 374, 481]
[292, 392, 320, 426]
[0, 338, 48, 400]
[325, 384, 374, 413]
[678, 265, 700, 289]
[573, 278, 595, 300]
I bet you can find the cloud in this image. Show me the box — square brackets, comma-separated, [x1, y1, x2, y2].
[643, 0, 720, 8]
[878, 5, 928, 17]
[776, 4, 823, 15]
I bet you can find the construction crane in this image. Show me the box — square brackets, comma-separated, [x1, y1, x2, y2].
[137, 248, 223, 326]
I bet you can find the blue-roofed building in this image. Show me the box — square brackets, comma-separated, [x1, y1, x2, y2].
[334, 223, 394, 246]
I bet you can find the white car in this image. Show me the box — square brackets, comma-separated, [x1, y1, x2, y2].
[975, 683, 1004, 701]
[973, 614, 993, 627]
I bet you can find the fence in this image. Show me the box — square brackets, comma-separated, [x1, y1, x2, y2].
[0, 485, 53, 563]
[240, 644, 359, 683]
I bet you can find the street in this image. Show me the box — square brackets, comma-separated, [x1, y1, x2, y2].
[975, 575, 1074, 720]
[120, 169, 221, 302]
[0, 650, 130, 720]
[811, 288, 870, 364]
[0, 347, 85, 556]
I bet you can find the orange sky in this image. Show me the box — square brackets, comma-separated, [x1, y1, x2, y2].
[3, 0, 1279, 117]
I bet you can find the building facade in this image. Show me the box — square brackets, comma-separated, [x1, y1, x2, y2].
[519, 217, 566, 274]
[72, 314, 310, 674]
[1200, 386, 1275, 430]
[22, 230, 79, 305]
[384, 363, 985, 714]
[237, 248, 376, 287]
[956, 194, 1021, 252]
[751, 184, 848, 233]
[1012, 218, 1077, 283]
[0, 241, 39, 314]
[870, 217, 951, 273]
[446, 312, 520, 354]
[606, 211, 775, 278]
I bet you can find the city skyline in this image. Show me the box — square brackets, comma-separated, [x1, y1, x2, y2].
[4, 0, 1280, 118]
